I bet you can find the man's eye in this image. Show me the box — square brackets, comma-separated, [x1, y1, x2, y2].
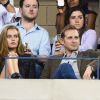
[67, 37, 72, 39]
[26, 5, 30, 7]
[75, 36, 79, 39]
[33, 6, 38, 8]
[25, 4, 30, 7]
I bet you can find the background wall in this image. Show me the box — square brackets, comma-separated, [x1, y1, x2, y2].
[89, 0, 100, 38]
[0, 80, 100, 100]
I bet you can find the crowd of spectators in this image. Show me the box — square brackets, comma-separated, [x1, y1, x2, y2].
[0, 0, 99, 79]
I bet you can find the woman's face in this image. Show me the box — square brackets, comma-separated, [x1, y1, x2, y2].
[69, 10, 84, 29]
[67, 0, 79, 7]
[7, 29, 19, 51]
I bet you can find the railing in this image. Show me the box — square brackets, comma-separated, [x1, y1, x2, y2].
[1, 56, 100, 79]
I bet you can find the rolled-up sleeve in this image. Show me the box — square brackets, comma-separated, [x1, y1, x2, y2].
[39, 29, 51, 56]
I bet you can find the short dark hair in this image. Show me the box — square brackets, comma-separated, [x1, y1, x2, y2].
[61, 25, 79, 38]
[65, 7, 86, 29]
[19, 0, 39, 8]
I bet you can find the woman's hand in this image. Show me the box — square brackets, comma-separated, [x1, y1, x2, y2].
[24, 48, 32, 55]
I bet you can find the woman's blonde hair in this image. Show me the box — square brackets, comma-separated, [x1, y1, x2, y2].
[0, 25, 25, 57]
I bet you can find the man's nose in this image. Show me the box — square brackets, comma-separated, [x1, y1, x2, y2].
[30, 6, 34, 10]
[72, 38, 77, 42]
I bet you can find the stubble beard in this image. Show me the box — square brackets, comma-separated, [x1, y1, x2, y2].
[23, 15, 37, 22]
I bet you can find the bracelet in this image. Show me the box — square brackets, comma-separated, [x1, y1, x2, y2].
[3, 0, 10, 8]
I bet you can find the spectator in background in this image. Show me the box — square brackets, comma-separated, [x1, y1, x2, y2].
[56, 0, 97, 34]
[0, 25, 35, 79]
[0, 0, 22, 30]
[52, 7, 97, 55]
[0, 0, 16, 29]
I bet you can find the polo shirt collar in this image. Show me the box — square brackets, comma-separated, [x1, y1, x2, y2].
[16, 21, 40, 31]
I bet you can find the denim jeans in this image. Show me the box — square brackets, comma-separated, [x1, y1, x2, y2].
[52, 63, 77, 79]
[35, 62, 44, 78]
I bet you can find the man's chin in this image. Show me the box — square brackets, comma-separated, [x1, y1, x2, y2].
[71, 48, 78, 51]
[24, 16, 36, 22]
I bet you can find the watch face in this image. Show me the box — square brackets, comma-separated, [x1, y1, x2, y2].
[57, 0, 64, 7]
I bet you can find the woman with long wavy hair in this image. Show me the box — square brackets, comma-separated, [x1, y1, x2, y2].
[0, 25, 35, 79]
